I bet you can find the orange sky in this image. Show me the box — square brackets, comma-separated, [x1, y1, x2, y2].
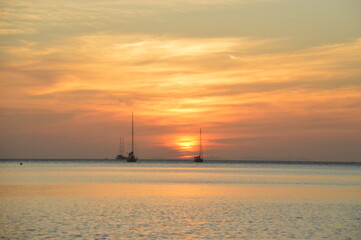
[1, 0, 360, 161]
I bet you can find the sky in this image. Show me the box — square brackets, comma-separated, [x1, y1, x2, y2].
[0, 0, 361, 161]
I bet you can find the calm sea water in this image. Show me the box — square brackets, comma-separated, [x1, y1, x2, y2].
[0, 160, 360, 239]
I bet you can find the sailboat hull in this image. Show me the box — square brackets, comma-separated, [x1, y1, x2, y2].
[116, 155, 127, 160]
[126, 151, 137, 162]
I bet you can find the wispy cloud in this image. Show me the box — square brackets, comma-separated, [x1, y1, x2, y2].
[1, 33, 360, 159]
[0, 0, 288, 37]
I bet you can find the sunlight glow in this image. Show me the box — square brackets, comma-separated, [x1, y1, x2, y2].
[175, 136, 197, 152]
[1, 13, 360, 160]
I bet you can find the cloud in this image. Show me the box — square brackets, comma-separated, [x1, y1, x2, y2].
[2, 34, 361, 111]
[0, 0, 289, 38]
[1, 33, 361, 160]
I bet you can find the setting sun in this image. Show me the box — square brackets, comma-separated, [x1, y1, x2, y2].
[175, 136, 197, 152]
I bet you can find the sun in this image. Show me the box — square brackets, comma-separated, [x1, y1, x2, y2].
[178, 141, 193, 150]
[175, 136, 197, 152]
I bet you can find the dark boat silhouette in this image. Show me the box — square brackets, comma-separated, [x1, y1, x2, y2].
[116, 137, 127, 160]
[194, 128, 203, 162]
[126, 112, 137, 162]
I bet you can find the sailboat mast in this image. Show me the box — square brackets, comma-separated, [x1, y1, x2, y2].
[122, 138, 124, 155]
[131, 112, 134, 153]
[119, 137, 122, 155]
[200, 128, 202, 158]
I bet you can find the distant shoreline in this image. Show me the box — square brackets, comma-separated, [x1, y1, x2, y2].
[1, 158, 360, 166]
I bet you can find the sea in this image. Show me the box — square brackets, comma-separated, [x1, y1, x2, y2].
[0, 159, 360, 239]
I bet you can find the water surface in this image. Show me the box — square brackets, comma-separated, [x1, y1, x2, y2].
[1, 160, 360, 239]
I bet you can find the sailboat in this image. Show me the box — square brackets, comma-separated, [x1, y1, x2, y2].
[116, 137, 127, 160]
[194, 128, 203, 162]
[126, 112, 137, 162]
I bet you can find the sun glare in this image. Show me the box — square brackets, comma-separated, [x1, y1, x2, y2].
[175, 136, 197, 152]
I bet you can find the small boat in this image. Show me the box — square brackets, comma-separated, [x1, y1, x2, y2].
[127, 112, 138, 162]
[127, 151, 137, 162]
[116, 137, 127, 160]
[194, 128, 203, 162]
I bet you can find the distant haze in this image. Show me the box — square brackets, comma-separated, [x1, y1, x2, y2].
[1, 0, 360, 161]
